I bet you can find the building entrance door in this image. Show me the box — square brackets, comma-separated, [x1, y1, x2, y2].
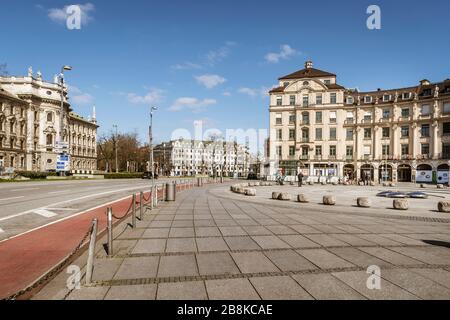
[397, 165, 412, 182]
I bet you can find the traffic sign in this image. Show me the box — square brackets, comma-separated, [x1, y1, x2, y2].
[56, 154, 71, 172]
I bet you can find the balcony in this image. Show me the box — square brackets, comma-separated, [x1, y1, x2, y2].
[300, 155, 309, 160]
[345, 155, 354, 161]
[379, 117, 391, 123]
[344, 119, 354, 125]
[361, 118, 373, 124]
[299, 120, 310, 125]
[399, 116, 411, 122]
[301, 138, 310, 143]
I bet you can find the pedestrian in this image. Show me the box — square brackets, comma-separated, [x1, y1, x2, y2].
[298, 171, 304, 187]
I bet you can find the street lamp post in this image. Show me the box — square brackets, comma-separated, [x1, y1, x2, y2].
[149, 106, 157, 192]
[58, 65, 72, 176]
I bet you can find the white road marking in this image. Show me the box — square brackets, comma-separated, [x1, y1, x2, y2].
[10, 188, 39, 192]
[33, 209, 58, 218]
[0, 185, 150, 223]
[0, 196, 25, 202]
[0, 227, 4, 233]
[45, 208, 76, 211]
[48, 190, 72, 195]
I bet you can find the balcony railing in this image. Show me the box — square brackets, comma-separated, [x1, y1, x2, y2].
[301, 138, 310, 143]
[344, 119, 354, 125]
[300, 155, 309, 160]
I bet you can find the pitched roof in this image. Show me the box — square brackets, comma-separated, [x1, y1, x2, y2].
[279, 67, 336, 80]
[0, 86, 27, 104]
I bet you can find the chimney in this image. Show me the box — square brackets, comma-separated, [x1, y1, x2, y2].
[305, 60, 313, 69]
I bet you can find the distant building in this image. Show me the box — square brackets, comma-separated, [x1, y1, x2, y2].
[0, 67, 99, 174]
[153, 139, 250, 177]
[268, 60, 450, 183]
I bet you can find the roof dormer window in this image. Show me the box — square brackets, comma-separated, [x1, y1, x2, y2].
[364, 96, 373, 103]
[303, 81, 309, 86]
[383, 94, 391, 102]
[324, 80, 331, 85]
[402, 92, 411, 100]
[346, 97, 354, 105]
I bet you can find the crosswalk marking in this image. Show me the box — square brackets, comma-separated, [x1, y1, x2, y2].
[33, 209, 58, 218]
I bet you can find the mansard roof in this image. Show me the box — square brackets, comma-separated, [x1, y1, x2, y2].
[279, 67, 336, 80]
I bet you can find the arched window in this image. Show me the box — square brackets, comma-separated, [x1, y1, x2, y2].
[46, 134, 53, 145]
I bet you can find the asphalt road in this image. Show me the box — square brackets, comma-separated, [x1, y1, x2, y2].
[0, 178, 177, 241]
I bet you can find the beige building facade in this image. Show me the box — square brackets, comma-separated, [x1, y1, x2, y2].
[154, 139, 250, 177]
[0, 68, 98, 174]
[269, 61, 450, 184]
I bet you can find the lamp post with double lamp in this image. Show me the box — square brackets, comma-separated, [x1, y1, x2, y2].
[58, 65, 72, 176]
[149, 106, 157, 199]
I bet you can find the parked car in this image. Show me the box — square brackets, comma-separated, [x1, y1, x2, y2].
[142, 172, 158, 179]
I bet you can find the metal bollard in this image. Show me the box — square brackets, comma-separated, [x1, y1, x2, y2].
[132, 194, 136, 228]
[150, 186, 154, 210]
[162, 183, 166, 201]
[85, 218, 98, 285]
[155, 185, 158, 207]
[140, 191, 143, 220]
[107, 207, 113, 256]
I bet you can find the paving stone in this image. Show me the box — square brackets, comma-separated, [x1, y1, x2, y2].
[332, 271, 419, 300]
[380, 269, 450, 300]
[296, 249, 355, 269]
[329, 234, 376, 246]
[266, 225, 297, 235]
[231, 251, 279, 274]
[67, 287, 110, 300]
[171, 220, 194, 227]
[311, 225, 346, 234]
[292, 273, 366, 300]
[169, 227, 195, 238]
[379, 234, 427, 246]
[158, 255, 199, 278]
[149, 221, 172, 228]
[358, 247, 424, 266]
[251, 235, 291, 249]
[388, 247, 450, 265]
[195, 227, 221, 237]
[303, 234, 350, 247]
[219, 226, 247, 236]
[196, 237, 229, 252]
[206, 279, 260, 300]
[279, 235, 321, 248]
[290, 224, 323, 234]
[224, 236, 261, 250]
[215, 220, 238, 227]
[104, 284, 157, 300]
[166, 238, 197, 253]
[197, 252, 240, 276]
[250, 276, 313, 300]
[132, 239, 166, 254]
[356, 234, 404, 246]
[242, 226, 272, 236]
[328, 247, 392, 268]
[264, 250, 317, 272]
[92, 258, 123, 281]
[113, 257, 159, 280]
[194, 220, 217, 227]
[157, 281, 208, 300]
[409, 268, 450, 289]
[142, 228, 170, 239]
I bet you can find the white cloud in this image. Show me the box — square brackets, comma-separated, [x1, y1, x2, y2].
[265, 44, 299, 63]
[127, 88, 164, 105]
[238, 86, 276, 99]
[69, 85, 94, 105]
[222, 91, 232, 97]
[195, 74, 226, 89]
[47, 3, 95, 26]
[169, 97, 217, 113]
[171, 62, 202, 70]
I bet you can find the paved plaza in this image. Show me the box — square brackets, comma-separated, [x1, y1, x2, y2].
[34, 182, 450, 300]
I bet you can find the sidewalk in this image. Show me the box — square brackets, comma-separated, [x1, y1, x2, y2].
[34, 182, 450, 300]
[0, 190, 153, 300]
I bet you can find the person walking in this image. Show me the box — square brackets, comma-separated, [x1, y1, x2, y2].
[298, 171, 304, 187]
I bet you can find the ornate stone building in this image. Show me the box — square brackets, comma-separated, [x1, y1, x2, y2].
[0, 68, 98, 174]
[268, 61, 450, 183]
[154, 139, 250, 177]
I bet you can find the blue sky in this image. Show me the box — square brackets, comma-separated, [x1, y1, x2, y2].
[1, 0, 449, 145]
